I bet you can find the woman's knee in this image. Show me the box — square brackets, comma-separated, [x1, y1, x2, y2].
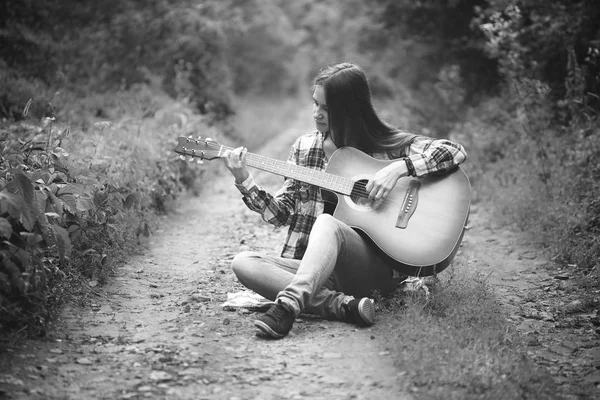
[231, 251, 260, 280]
[313, 213, 343, 232]
[312, 213, 349, 244]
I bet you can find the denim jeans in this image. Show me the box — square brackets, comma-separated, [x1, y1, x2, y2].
[231, 214, 401, 320]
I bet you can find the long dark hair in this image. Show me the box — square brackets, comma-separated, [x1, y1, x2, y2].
[312, 62, 416, 153]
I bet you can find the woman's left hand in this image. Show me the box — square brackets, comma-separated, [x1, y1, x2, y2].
[365, 161, 408, 201]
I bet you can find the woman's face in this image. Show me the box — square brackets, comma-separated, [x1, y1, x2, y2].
[312, 85, 329, 133]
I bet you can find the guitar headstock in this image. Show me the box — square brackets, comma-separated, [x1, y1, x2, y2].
[173, 136, 223, 164]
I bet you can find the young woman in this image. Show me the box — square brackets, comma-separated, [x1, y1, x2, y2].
[222, 62, 467, 339]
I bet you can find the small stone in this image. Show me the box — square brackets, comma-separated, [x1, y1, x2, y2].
[518, 251, 537, 260]
[149, 370, 173, 382]
[539, 311, 555, 322]
[191, 294, 211, 302]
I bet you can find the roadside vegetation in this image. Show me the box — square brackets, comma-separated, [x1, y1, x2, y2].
[1, 0, 598, 396]
[377, 266, 560, 399]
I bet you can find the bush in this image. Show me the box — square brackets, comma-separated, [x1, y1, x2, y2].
[0, 87, 208, 335]
[462, 1, 600, 274]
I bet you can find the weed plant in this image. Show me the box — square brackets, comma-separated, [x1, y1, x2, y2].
[379, 267, 558, 399]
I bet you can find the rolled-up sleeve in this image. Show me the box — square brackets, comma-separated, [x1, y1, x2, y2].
[404, 137, 467, 177]
[234, 173, 297, 227]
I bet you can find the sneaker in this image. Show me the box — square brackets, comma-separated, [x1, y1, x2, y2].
[342, 297, 375, 326]
[254, 302, 295, 339]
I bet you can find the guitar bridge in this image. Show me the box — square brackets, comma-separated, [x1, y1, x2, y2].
[396, 180, 420, 229]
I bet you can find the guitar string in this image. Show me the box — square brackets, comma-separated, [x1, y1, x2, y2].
[187, 141, 408, 207]
[350, 184, 405, 207]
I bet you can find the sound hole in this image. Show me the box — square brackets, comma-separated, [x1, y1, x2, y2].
[348, 179, 380, 211]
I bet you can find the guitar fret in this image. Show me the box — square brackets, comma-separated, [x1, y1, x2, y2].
[247, 153, 352, 195]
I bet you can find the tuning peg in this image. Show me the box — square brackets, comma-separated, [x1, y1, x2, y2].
[196, 158, 204, 164]
[179, 155, 186, 161]
[205, 137, 212, 142]
[188, 156, 195, 162]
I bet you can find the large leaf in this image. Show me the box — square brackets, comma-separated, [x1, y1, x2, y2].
[35, 189, 51, 214]
[3, 258, 26, 295]
[0, 271, 12, 296]
[124, 193, 139, 209]
[0, 192, 20, 218]
[76, 196, 94, 214]
[57, 183, 83, 197]
[47, 191, 64, 215]
[9, 170, 35, 208]
[58, 194, 77, 214]
[25, 232, 43, 248]
[31, 191, 51, 239]
[30, 170, 52, 185]
[13, 246, 32, 272]
[19, 205, 35, 232]
[4, 176, 35, 231]
[51, 224, 72, 262]
[0, 218, 12, 239]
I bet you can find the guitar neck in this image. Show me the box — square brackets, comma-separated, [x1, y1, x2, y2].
[222, 146, 353, 195]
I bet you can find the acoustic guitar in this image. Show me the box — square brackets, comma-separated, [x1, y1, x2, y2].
[174, 136, 471, 276]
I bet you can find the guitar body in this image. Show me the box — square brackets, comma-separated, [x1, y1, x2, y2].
[325, 147, 471, 276]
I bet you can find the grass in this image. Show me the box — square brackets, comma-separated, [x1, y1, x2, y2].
[377, 265, 559, 399]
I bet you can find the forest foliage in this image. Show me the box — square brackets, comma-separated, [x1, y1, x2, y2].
[1, 0, 599, 333]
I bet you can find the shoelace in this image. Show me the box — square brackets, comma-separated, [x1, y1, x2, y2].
[266, 304, 288, 320]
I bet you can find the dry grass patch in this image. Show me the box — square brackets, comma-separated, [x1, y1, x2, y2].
[377, 267, 559, 399]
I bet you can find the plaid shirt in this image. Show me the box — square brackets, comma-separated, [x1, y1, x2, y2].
[235, 131, 467, 260]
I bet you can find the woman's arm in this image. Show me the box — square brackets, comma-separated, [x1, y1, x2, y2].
[235, 174, 296, 227]
[403, 137, 467, 177]
[223, 143, 298, 228]
[366, 137, 467, 200]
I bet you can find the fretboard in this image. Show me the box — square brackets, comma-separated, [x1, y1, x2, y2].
[241, 150, 354, 195]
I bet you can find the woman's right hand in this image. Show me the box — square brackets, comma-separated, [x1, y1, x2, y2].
[222, 146, 250, 184]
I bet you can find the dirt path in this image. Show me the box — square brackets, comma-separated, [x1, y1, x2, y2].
[1, 121, 598, 399]
[0, 121, 411, 400]
[463, 207, 600, 399]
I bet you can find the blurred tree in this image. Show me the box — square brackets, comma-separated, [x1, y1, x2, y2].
[222, 0, 297, 96]
[368, 0, 500, 103]
[475, 0, 600, 118]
